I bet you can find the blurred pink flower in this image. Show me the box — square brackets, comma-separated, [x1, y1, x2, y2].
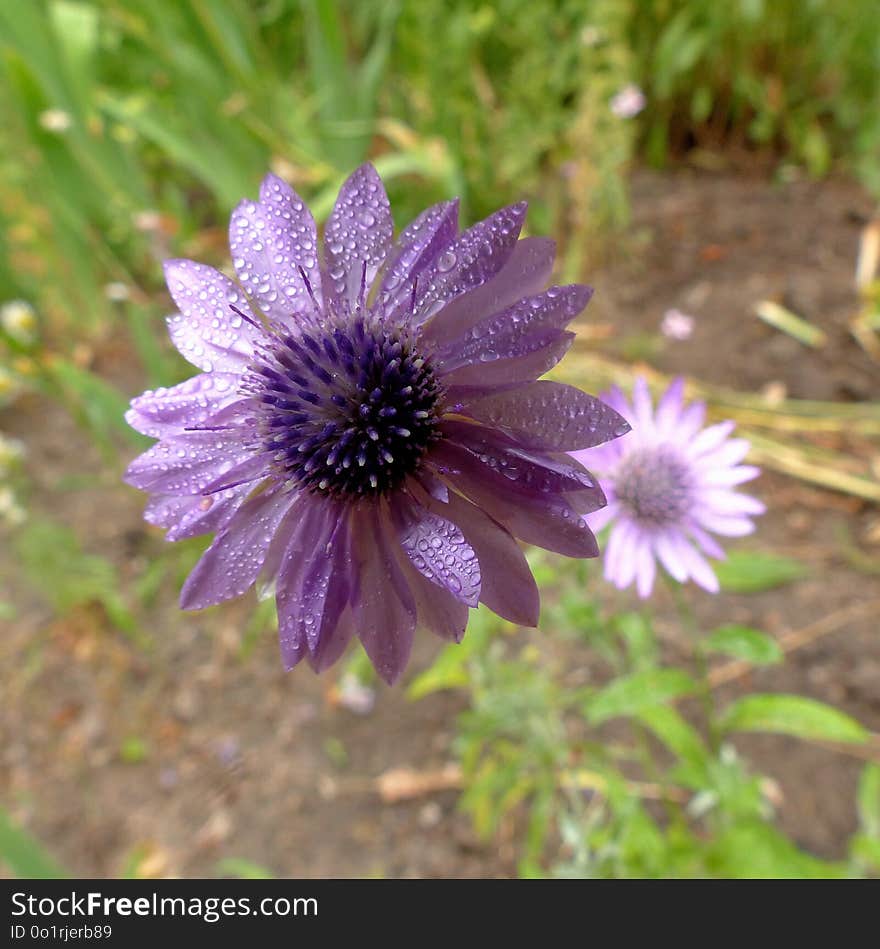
[661, 308, 695, 340]
[610, 84, 646, 119]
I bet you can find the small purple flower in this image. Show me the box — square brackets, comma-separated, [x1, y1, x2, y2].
[572, 377, 765, 598]
[125, 165, 629, 683]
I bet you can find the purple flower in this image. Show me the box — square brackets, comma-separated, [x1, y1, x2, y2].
[124, 165, 629, 683]
[572, 377, 765, 598]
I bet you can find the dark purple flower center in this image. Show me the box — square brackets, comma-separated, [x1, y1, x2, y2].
[250, 318, 441, 497]
[614, 446, 693, 527]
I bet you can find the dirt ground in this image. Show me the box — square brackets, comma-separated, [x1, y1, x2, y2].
[2, 169, 879, 877]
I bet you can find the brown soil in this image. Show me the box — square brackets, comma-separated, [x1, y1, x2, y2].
[2, 169, 879, 878]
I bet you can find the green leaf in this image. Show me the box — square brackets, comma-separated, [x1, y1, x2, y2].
[703, 625, 783, 665]
[720, 694, 868, 744]
[708, 819, 845, 879]
[0, 809, 67, 878]
[407, 606, 500, 699]
[857, 763, 880, 838]
[714, 552, 808, 593]
[583, 669, 697, 725]
[216, 858, 275, 880]
[407, 642, 471, 700]
[635, 706, 709, 785]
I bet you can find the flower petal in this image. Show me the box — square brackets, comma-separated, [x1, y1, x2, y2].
[420, 236, 555, 344]
[695, 490, 766, 517]
[401, 558, 469, 643]
[144, 484, 251, 541]
[392, 497, 481, 607]
[412, 203, 528, 324]
[229, 173, 322, 325]
[351, 507, 417, 684]
[441, 490, 540, 626]
[603, 520, 635, 587]
[635, 541, 657, 598]
[441, 331, 574, 392]
[322, 164, 393, 312]
[687, 420, 736, 458]
[433, 446, 599, 558]
[126, 373, 244, 439]
[180, 487, 297, 610]
[163, 259, 262, 372]
[653, 530, 689, 582]
[699, 464, 761, 487]
[275, 498, 340, 671]
[124, 429, 257, 495]
[429, 282, 587, 371]
[654, 378, 686, 433]
[694, 509, 759, 536]
[379, 199, 460, 311]
[462, 381, 630, 451]
[440, 422, 600, 496]
[675, 538, 720, 592]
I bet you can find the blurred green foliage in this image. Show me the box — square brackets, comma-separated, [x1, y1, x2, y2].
[412, 553, 877, 879]
[1, 0, 878, 346]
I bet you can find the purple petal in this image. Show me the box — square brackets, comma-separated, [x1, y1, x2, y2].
[675, 538, 720, 592]
[351, 507, 417, 684]
[687, 420, 736, 457]
[144, 484, 251, 541]
[322, 164, 393, 312]
[275, 499, 341, 671]
[440, 422, 601, 497]
[270, 498, 354, 671]
[401, 558, 469, 643]
[695, 490, 766, 517]
[585, 500, 617, 534]
[654, 377, 686, 432]
[674, 400, 707, 440]
[412, 203, 529, 324]
[180, 487, 297, 610]
[442, 331, 574, 392]
[432, 445, 599, 558]
[461, 381, 630, 452]
[701, 464, 761, 487]
[693, 438, 751, 470]
[309, 606, 356, 673]
[300, 513, 355, 668]
[379, 200, 459, 312]
[126, 373, 243, 439]
[392, 497, 481, 607]
[420, 236, 555, 343]
[614, 529, 644, 590]
[229, 174, 322, 325]
[441, 491, 540, 626]
[635, 542, 657, 598]
[693, 509, 759, 537]
[429, 282, 587, 372]
[124, 430, 257, 495]
[603, 521, 634, 587]
[653, 530, 689, 582]
[688, 524, 726, 560]
[163, 259, 262, 372]
[631, 377, 655, 434]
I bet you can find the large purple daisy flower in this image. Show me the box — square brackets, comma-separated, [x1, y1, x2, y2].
[572, 377, 765, 598]
[125, 165, 629, 682]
